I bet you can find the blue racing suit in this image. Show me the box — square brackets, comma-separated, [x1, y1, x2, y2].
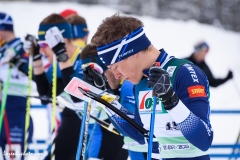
[106, 49, 213, 160]
[0, 38, 33, 160]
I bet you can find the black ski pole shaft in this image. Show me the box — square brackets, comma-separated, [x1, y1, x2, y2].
[78, 87, 149, 137]
[89, 114, 120, 135]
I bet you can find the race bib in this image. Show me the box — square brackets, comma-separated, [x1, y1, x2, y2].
[138, 90, 167, 114]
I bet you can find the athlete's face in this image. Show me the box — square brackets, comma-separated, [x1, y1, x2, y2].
[39, 42, 54, 63]
[0, 31, 7, 41]
[109, 54, 143, 84]
[195, 48, 208, 62]
[104, 69, 120, 89]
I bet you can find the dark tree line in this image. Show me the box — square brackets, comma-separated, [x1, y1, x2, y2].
[26, 0, 240, 32]
[79, 0, 240, 32]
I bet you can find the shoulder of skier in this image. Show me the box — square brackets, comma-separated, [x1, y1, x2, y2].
[0, 43, 7, 54]
[72, 55, 84, 79]
[173, 63, 210, 120]
[11, 38, 25, 54]
[120, 80, 136, 114]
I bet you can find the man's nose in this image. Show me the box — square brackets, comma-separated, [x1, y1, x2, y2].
[113, 70, 122, 80]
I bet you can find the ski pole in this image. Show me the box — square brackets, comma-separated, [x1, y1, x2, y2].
[51, 54, 57, 160]
[230, 128, 240, 160]
[25, 95, 121, 135]
[85, 107, 102, 158]
[0, 65, 12, 134]
[229, 77, 240, 160]
[24, 51, 33, 154]
[78, 87, 149, 137]
[4, 110, 14, 160]
[81, 99, 93, 160]
[76, 101, 90, 160]
[147, 96, 157, 160]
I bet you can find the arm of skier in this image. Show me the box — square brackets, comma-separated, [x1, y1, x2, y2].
[147, 64, 213, 151]
[172, 64, 213, 151]
[61, 64, 84, 103]
[82, 66, 146, 144]
[102, 80, 145, 144]
[44, 26, 83, 103]
[7, 41, 29, 75]
[23, 34, 49, 96]
[44, 26, 76, 84]
[204, 64, 233, 87]
[103, 98, 145, 144]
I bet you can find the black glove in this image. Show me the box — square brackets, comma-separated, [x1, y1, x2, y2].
[227, 70, 233, 80]
[51, 42, 68, 62]
[9, 54, 20, 64]
[9, 54, 27, 67]
[147, 66, 179, 110]
[24, 34, 41, 61]
[52, 43, 67, 57]
[83, 66, 106, 90]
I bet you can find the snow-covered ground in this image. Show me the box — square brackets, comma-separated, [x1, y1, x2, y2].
[1, 1, 240, 159]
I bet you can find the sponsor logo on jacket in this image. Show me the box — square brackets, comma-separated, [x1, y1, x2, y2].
[187, 85, 206, 98]
[183, 64, 199, 83]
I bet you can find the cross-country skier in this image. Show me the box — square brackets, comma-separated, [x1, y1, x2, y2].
[184, 41, 233, 87]
[81, 44, 159, 160]
[81, 44, 133, 160]
[89, 13, 213, 160]
[0, 12, 34, 160]
[24, 13, 86, 160]
[66, 14, 108, 160]
[65, 14, 89, 52]
[60, 9, 78, 19]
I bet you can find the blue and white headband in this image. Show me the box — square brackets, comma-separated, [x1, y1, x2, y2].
[97, 27, 151, 66]
[0, 12, 13, 31]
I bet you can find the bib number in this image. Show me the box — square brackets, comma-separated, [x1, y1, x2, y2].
[166, 121, 179, 130]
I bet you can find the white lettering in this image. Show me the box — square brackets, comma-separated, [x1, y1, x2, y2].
[162, 143, 190, 151]
[129, 100, 135, 104]
[183, 64, 199, 83]
[200, 119, 212, 136]
[118, 49, 134, 58]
